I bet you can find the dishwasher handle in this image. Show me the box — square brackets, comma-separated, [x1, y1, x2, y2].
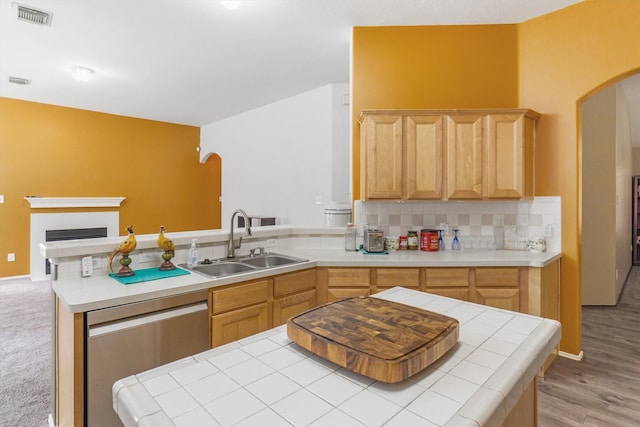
[89, 302, 208, 337]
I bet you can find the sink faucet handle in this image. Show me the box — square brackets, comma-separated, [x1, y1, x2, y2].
[250, 247, 265, 257]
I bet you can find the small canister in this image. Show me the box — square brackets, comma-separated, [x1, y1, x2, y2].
[399, 235, 408, 250]
[420, 229, 439, 251]
[384, 236, 399, 251]
[407, 231, 418, 250]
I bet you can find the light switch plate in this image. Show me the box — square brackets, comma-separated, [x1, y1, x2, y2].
[0, 195, 4, 203]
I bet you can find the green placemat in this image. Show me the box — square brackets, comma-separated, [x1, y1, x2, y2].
[359, 245, 388, 255]
[109, 267, 190, 285]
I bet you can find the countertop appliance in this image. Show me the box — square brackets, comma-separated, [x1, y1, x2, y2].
[363, 228, 385, 252]
[85, 289, 209, 427]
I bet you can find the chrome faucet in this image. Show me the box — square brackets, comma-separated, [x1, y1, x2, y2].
[228, 209, 252, 258]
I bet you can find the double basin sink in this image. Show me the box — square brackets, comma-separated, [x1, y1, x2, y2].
[180, 253, 308, 279]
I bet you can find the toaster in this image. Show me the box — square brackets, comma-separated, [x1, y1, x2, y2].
[363, 229, 385, 252]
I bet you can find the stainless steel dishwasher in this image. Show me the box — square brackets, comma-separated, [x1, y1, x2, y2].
[86, 289, 209, 427]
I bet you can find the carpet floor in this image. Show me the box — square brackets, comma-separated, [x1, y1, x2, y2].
[0, 277, 51, 427]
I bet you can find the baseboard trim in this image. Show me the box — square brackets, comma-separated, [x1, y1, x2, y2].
[559, 350, 584, 361]
[0, 274, 31, 283]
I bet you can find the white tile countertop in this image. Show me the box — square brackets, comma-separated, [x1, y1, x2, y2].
[113, 287, 561, 427]
[47, 225, 560, 313]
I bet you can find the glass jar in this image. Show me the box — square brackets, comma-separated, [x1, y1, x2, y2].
[345, 223, 357, 251]
[407, 230, 418, 250]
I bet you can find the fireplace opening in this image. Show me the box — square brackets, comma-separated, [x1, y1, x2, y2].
[45, 227, 108, 275]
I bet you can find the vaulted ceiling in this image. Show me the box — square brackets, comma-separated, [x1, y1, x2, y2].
[7, 0, 636, 136]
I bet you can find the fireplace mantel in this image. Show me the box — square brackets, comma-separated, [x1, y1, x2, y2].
[24, 197, 125, 209]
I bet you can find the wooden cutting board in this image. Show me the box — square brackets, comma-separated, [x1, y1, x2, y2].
[287, 296, 459, 383]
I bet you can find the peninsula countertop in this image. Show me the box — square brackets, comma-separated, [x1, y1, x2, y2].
[113, 287, 561, 427]
[51, 247, 561, 313]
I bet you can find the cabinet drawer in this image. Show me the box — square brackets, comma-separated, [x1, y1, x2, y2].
[326, 268, 370, 287]
[210, 279, 272, 314]
[475, 268, 520, 287]
[425, 268, 470, 287]
[273, 269, 316, 298]
[373, 268, 420, 288]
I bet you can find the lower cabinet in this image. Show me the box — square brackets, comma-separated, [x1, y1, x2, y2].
[273, 269, 317, 326]
[316, 267, 371, 304]
[209, 278, 272, 348]
[209, 268, 317, 348]
[212, 262, 559, 351]
[211, 303, 270, 348]
[473, 267, 522, 312]
[424, 268, 472, 301]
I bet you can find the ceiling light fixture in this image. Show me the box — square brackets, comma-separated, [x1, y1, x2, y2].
[221, 1, 240, 10]
[71, 66, 94, 82]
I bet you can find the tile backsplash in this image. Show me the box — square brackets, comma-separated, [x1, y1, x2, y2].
[353, 197, 561, 252]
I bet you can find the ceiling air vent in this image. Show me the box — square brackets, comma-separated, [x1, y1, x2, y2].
[8, 76, 31, 85]
[15, 4, 53, 26]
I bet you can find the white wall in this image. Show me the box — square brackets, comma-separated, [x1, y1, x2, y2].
[200, 83, 350, 226]
[581, 82, 633, 305]
[616, 83, 633, 300]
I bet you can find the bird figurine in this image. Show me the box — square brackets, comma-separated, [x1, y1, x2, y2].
[108, 225, 137, 275]
[157, 226, 176, 271]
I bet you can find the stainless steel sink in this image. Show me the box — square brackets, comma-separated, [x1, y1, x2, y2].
[180, 253, 307, 279]
[237, 254, 306, 269]
[181, 261, 256, 278]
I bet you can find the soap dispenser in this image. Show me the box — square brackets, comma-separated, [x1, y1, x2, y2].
[187, 239, 199, 267]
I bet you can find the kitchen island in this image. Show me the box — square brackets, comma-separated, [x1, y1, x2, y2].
[113, 287, 561, 427]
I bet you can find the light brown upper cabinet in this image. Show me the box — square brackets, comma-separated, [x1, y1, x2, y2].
[359, 109, 539, 201]
[359, 113, 443, 200]
[445, 114, 484, 199]
[484, 112, 538, 199]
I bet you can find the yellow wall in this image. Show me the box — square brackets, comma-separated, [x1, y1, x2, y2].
[352, 24, 519, 200]
[0, 98, 221, 278]
[352, 0, 640, 356]
[519, 0, 640, 356]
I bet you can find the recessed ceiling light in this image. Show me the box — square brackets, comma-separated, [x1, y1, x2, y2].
[71, 66, 94, 82]
[221, 1, 240, 10]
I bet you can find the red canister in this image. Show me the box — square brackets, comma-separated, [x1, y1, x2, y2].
[420, 229, 439, 251]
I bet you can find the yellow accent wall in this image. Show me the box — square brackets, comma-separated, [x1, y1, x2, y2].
[518, 0, 640, 356]
[0, 98, 221, 278]
[352, 0, 640, 357]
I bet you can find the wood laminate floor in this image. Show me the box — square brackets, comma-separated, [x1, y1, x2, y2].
[537, 267, 640, 426]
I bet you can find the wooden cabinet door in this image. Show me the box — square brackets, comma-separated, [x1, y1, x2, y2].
[474, 267, 521, 312]
[361, 115, 403, 199]
[273, 290, 317, 326]
[211, 303, 269, 348]
[317, 267, 371, 304]
[273, 269, 316, 298]
[473, 288, 520, 311]
[446, 114, 484, 199]
[424, 267, 471, 302]
[405, 115, 444, 199]
[485, 113, 535, 199]
[273, 269, 318, 326]
[327, 287, 371, 302]
[425, 288, 471, 302]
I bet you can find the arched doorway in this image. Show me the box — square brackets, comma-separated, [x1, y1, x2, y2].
[579, 70, 640, 306]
